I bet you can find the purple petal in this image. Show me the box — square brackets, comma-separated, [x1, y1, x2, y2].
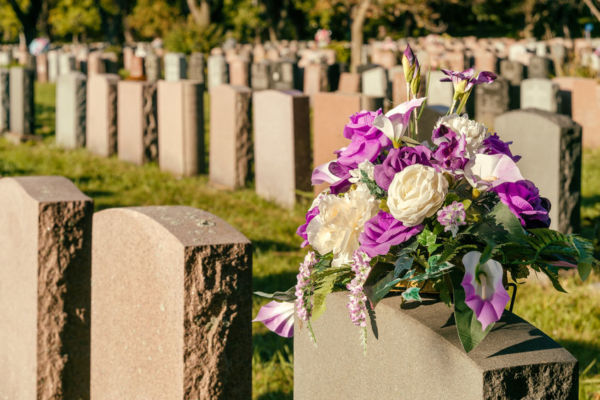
[253, 301, 295, 338]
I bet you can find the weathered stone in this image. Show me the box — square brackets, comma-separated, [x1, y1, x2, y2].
[251, 61, 273, 90]
[0, 68, 8, 133]
[528, 56, 553, 79]
[253, 90, 311, 208]
[145, 52, 161, 82]
[117, 81, 158, 165]
[188, 53, 205, 83]
[272, 60, 297, 90]
[361, 66, 388, 99]
[86, 74, 119, 157]
[495, 109, 581, 233]
[295, 292, 578, 400]
[157, 80, 205, 176]
[164, 53, 187, 82]
[0, 176, 93, 400]
[500, 59, 524, 109]
[207, 54, 228, 90]
[9, 66, 35, 136]
[209, 85, 252, 189]
[91, 206, 252, 400]
[520, 78, 560, 113]
[56, 72, 87, 148]
[475, 76, 509, 130]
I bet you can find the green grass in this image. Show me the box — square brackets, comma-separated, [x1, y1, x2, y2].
[0, 82, 598, 399]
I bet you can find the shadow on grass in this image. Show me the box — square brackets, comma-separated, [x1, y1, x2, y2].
[556, 338, 600, 375]
[253, 239, 298, 253]
[252, 331, 293, 361]
[256, 391, 293, 400]
[253, 270, 297, 294]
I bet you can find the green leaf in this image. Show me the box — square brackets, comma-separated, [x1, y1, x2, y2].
[417, 228, 441, 254]
[404, 255, 454, 282]
[254, 287, 296, 302]
[311, 273, 337, 321]
[365, 256, 413, 307]
[450, 269, 494, 353]
[401, 287, 422, 302]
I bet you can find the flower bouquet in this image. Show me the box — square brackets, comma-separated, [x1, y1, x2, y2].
[254, 46, 598, 353]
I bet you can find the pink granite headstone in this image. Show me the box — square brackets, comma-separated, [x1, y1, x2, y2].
[87, 74, 119, 157]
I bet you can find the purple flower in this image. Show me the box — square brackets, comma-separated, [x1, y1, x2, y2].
[491, 180, 551, 229]
[402, 44, 419, 82]
[373, 97, 427, 144]
[295, 252, 317, 323]
[310, 161, 352, 195]
[461, 251, 510, 331]
[481, 133, 521, 162]
[297, 207, 320, 247]
[374, 145, 433, 190]
[346, 251, 372, 352]
[437, 201, 467, 236]
[440, 68, 497, 93]
[359, 211, 423, 258]
[337, 110, 391, 168]
[253, 301, 295, 338]
[432, 126, 469, 172]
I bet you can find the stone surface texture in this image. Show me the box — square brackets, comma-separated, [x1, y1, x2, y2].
[9, 66, 34, 136]
[86, 74, 119, 157]
[0, 68, 8, 132]
[0, 176, 93, 400]
[338, 72, 360, 94]
[361, 67, 388, 99]
[157, 80, 205, 176]
[295, 292, 578, 400]
[145, 53, 161, 82]
[188, 52, 205, 83]
[495, 109, 581, 233]
[520, 78, 560, 113]
[117, 80, 158, 165]
[475, 76, 509, 130]
[91, 206, 252, 400]
[209, 84, 252, 189]
[56, 72, 87, 148]
[165, 52, 187, 82]
[207, 55, 228, 90]
[253, 90, 311, 208]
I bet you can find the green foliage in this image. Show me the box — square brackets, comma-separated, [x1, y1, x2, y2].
[127, 0, 178, 40]
[401, 286, 422, 302]
[49, 0, 101, 40]
[163, 18, 224, 54]
[223, 0, 264, 42]
[0, 1, 21, 42]
[327, 41, 350, 65]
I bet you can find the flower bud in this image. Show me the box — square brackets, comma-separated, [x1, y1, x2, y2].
[402, 44, 416, 83]
[410, 70, 421, 95]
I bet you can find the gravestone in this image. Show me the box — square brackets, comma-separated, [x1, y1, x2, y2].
[427, 70, 454, 108]
[229, 58, 250, 87]
[553, 77, 600, 148]
[144, 52, 161, 82]
[123, 47, 134, 71]
[87, 74, 119, 157]
[58, 53, 75, 76]
[36, 53, 48, 83]
[207, 54, 228, 90]
[251, 61, 272, 90]
[129, 55, 145, 79]
[417, 105, 448, 143]
[117, 81, 158, 165]
[157, 80, 205, 176]
[209, 85, 252, 189]
[188, 52, 205, 83]
[495, 109, 581, 233]
[0, 68, 8, 133]
[253, 90, 311, 208]
[0, 176, 93, 400]
[9, 66, 34, 137]
[520, 79, 560, 113]
[474, 50, 497, 72]
[56, 72, 87, 149]
[87, 52, 105, 76]
[295, 292, 578, 399]
[338, 72, 360, 94]
[312, 92, 383, 193]
[0, 50, 11, 66]
[303, 63, 328, 96]
[475, 76, 509, 130]
[528, 56, 552, 79]
[272, 60, 297, 90]
[361, 67, 388, 99]
[47, 50, 58, 82]
[164, 53, 187, 82]
[500, 59, 524, 109]
[91, 206, 251, 400]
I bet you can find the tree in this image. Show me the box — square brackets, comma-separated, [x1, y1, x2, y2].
[49, 0, 100, 42]
[3, 0, 46, 44]
[127, 0, 178, 40]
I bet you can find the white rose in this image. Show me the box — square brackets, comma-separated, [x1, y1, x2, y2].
[435, 114, 489, 156]
[387, 164, 448, 226]
[306, 188, 378, 267]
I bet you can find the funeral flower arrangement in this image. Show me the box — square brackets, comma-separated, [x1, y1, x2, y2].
[254, 46, 598, 353]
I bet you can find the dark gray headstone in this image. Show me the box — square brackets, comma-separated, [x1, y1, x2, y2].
[528, 56, 553, 79]
[500, 59, 524, 109]
[272, 60, 297, 90]
[475, 76, 509, 130]
[56, 72, 87, 148]
[495, 109, 581, 233]
[9, 67, 34, 136]
[0, 68, 9, 133]
[251, 62, 273, 91]
[520, 78, 560, 113]
[144, 53, 161, 82]
[188, 52, 205, 83]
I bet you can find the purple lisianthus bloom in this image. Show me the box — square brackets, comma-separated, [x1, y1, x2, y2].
[481, 133, 521, 162]
[343, 109, 390, 146]
[461, 251, 510, 331]
[310, 161, 352, 194]
[296, 207, 320, 247]
[359, 211, 423, 258]
[337, 109, 391, 168]
[440, 68, 497, 93]
[432, 126, 469, 172]
[491, 180, 551, 229]
[374, 145, 433, 190]
[253, 301, 295, 338]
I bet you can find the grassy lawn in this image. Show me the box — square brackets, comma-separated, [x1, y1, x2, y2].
[0, 82, 598, 399]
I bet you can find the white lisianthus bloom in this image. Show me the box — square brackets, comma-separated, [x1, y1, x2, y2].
[387, 164, 449, 226]
[306, 188, 378, 267]
[349, 160, 375, 183]
[464, 154, 524, 191]
[435, 114, 489, 156]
